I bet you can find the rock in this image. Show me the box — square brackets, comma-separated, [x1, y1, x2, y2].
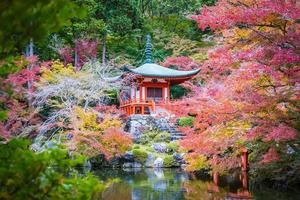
[108, 156, 123, 167]
[83, 159, 92, 171]
[145, 153, 156, 167]
[151, 143, 167, 153]
[173, 153, 185, 164]
[154, 157, 164, 168]
[44, 141, 57, 149]
[124, 151, 134, 161]
[287, 144, 295, 154]
[89, 154, 106, 167]
[65, 133, 73, 140]
[123, 162, 142, 168]
[125, 114, 176, 142]
[180, 164, 187, 169]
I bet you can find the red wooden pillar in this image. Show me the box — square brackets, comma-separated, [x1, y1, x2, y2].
[212, 172, 220, 192]
[141, 106, 145, 115]
[241, 148, 248, 171]
[162, 86, 165, 102]
[241, 170, 248, 189]
[213, 172, 219, 185]
[167, 81, 170, 103]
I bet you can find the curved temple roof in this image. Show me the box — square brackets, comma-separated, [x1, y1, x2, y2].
[125, 63, 200, 78]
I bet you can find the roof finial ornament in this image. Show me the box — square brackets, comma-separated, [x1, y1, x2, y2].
[144, 34, 153, 64]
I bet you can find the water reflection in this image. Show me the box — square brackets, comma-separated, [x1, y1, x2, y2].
[92, 168, 297, 200]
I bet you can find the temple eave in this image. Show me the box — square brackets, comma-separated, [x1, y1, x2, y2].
[135, 75, 195, 84]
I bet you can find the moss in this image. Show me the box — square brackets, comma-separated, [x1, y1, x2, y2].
[178, 116, 194, 127]
[132, 149, 148, 164]
[139, 134, 150, 145]
[163, 155, 178, 167]
[140, 130, 171, 144]
[166, 141, 179, 154]
[153, 131, 171, 143]
[132, 144, 140, 149]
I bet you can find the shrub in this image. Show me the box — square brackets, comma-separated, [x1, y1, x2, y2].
[170, 85, 188, 99]
[101, 128, 132, 159]
[139, 134, 150, 145]
[140, 130, 158, 144]
[163, 155, 178, 167]
[132, 149, 148, 164]
[184, 153, 208, 171]
[178, 117, 194, 127]
[0, 139, 107, 200]
[166, 141, 180, 153]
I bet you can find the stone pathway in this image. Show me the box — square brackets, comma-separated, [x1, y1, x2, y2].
[125, 106, 186, 141]
[157, 119, 186, 141]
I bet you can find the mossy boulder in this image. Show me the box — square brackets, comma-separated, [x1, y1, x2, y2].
[153, 131, 170, 143]
[132, 149, 148, 164]
[166, 141, 179, 154]
[140, 130, 171, 144]
[163, 155, 179, 167]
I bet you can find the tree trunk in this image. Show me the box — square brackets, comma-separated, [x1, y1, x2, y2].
[74, 39, 78, 69]
[26, 39, 34, 106]
[102, 32, 107, 65]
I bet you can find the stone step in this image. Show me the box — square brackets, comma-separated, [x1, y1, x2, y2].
[171, 136, 186, 141]
[171, 133, 186, 137]
[170, 130, 181, 132]
[170, 131, 183, 134]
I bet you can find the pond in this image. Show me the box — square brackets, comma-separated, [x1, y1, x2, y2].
[92, 168, 299, 200]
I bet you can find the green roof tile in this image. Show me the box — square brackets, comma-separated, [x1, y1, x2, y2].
[126, 63, 200, 78]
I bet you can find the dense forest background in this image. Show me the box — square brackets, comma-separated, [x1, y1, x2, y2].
[1, 0, 215, 63]
[1, 1, 299, 199]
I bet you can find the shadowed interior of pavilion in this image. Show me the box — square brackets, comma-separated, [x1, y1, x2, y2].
[119, 35, 200, 116]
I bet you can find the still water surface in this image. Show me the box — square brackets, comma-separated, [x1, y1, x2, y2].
[92, 168, 299, 200]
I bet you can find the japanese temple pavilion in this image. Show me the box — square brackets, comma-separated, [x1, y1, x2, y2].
[119, 35, 200, 115]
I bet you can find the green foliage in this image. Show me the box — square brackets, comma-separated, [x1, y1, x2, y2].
[0, 0, 85, 56]
[140, 130, 171, 144]
[132, 149, 148, 164]
[163, 155, 178, 167]
[170, 85, 189, 99]
[179, 117, 194, 127]
[0, 56, 23, 78]
[106, 89, 119, 105]
[0, 139, 106, 200]
[132, 144, 140, 149]
[0, 111, 7, 121]
[153, 131, 171, 143]
[166, 141, 180, 154]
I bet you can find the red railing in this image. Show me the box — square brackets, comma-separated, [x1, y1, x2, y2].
[119, 99, 156, 115]
[119, 98, 178, 116]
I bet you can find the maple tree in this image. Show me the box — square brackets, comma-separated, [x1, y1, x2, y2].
[0, 56, 44, 141]
[63, 106, 131, 159]
[165, 0, 300, 180]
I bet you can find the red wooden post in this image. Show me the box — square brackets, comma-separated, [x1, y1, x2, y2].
[241, 170, 248, 189]
[212, 172, 220, 192]
[241, 148, 248, 171]
[213, 172, 219, 185]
